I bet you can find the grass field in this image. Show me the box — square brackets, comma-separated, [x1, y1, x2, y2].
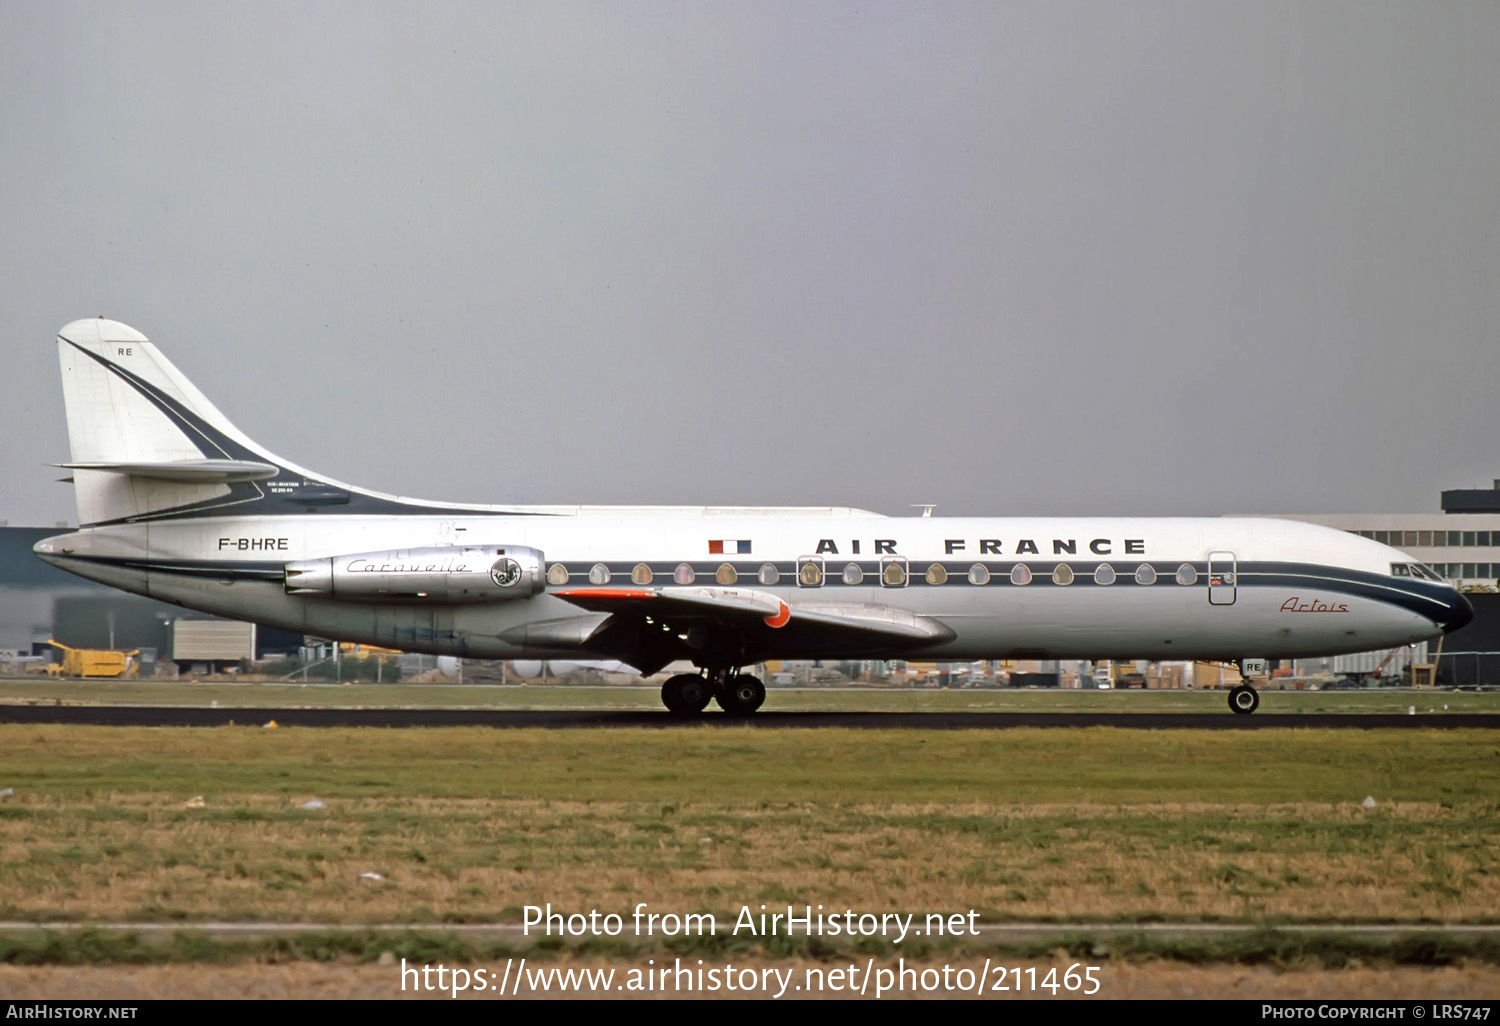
[2, 678, 1498, 715]
[1, 724, 1497, 941]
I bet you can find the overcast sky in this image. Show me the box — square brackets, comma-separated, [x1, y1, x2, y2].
[2, 2, 1496, 526]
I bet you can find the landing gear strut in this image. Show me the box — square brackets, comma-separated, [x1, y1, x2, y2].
[659, 669, 766, 715]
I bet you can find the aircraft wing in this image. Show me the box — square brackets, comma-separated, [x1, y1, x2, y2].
[553, 586, 954, 674]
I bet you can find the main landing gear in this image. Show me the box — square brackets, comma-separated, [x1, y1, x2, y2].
[661, 669, 766, 716]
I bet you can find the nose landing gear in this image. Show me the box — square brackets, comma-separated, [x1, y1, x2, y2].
[1227, 684, 1260, 715]
[1228, 658, 1265, 714]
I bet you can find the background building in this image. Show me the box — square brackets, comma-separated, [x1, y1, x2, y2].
[1265, 480, 1500, 685]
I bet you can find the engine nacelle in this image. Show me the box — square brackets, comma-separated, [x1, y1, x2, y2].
[284, 545, 545, 602]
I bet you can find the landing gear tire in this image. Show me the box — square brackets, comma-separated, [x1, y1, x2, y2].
[716, 673, 766, 716]
[662, 673, 713, 715]
[1228, 684, 1260, 715]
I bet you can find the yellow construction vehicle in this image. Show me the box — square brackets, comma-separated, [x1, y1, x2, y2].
[46, 640, 139, 679]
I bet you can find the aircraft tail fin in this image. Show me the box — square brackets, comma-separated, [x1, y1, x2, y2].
[55, 317, 301, 526]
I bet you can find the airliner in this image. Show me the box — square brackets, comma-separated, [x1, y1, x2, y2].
[34, 318, 1473, 715]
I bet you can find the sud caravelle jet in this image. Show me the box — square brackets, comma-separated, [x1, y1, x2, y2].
[35, 319, 1473, 715]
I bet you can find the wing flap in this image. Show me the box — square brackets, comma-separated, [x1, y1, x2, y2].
[782, 602, 956, 643]
[555, 586, 786, 623]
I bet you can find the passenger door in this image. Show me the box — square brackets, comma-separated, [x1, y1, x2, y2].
[1207, 551, 1237, 606]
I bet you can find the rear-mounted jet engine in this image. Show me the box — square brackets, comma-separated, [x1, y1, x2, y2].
[284, 546, 545, 602]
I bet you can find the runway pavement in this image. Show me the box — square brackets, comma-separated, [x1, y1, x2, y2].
[1, 705, 1497, 728]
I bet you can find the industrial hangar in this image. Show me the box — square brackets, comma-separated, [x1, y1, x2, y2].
[4, 478, 1500, 685]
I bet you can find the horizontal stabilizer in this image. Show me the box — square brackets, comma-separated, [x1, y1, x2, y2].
[55, 459, 281, 483]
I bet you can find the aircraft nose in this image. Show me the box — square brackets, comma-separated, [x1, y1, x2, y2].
[1441, 591, 1475, 634]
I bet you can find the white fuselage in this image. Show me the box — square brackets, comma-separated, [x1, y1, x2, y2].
[35, 510, 1464, 664]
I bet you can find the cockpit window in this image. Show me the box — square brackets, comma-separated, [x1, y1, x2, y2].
[1392, 562, 1444, 581]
